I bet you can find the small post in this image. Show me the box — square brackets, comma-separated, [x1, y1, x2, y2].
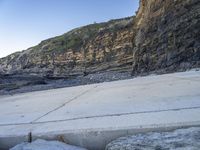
[28, 132, 32, 143]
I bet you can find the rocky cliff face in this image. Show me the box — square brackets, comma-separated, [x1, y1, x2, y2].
[132, 0, 200, 75]
[0, 17, 135, 77]
[0, 0, 200, 78]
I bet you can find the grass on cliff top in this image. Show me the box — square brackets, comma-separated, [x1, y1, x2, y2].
[29, 16, 134, 53]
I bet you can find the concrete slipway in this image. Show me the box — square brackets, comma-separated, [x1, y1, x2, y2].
[0, 70, 200, 150]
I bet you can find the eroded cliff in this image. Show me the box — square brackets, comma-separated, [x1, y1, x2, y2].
[132, 0, 200, 74]
[0, 17, 135, 77]
[0, 0, 200, 93]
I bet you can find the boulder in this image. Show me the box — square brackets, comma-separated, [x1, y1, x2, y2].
[106, 127, 200, 150]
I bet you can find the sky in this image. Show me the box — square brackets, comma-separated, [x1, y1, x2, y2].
[0, 0, 139, 58]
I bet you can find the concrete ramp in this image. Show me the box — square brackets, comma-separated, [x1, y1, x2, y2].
[0, 70, 200, 150]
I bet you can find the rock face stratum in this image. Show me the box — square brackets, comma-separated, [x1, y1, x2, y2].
[0, 17, 134, 77]
[132, 0, 200, 75]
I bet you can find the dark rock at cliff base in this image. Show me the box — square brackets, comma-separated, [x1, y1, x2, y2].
[0, 74, 46, 91]
[0, 71, 132, 95]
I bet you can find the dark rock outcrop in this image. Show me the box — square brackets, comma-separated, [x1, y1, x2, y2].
[132, 0, 200, 75]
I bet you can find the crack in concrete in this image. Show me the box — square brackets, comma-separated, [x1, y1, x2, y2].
[31, 85, 99, 123]
[172, 76, 200, 82]
[1, 106, 200, 127]
[31, 106, 200, 124]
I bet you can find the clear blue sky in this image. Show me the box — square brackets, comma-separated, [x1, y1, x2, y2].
[0, 0, 139, 58]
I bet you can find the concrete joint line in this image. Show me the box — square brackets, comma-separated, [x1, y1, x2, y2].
[0, 106, 200, 127]
[34, 106, 200, 124]
[31, 85, 99, 123]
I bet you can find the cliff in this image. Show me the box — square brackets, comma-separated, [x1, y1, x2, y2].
[0, 0, 200, 79]
[0, 17, 135, 77]
[132, 0, 200, 75]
